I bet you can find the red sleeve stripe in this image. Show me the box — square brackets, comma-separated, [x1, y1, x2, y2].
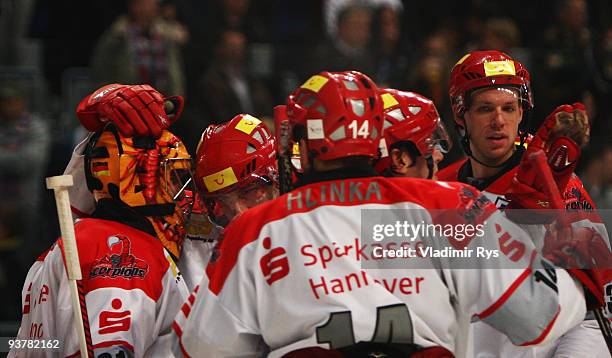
[36, 245, 54, 262]
[172, 320, 183, 337]
[476, 250, 537, 320]
[173, 321, 193, 358]
[181, 301, 191, 317]
[519, 307, 560, 346]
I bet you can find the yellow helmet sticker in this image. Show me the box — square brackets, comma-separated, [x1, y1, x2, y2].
[381, 93, 399, 109]
[484, 60, 516, 77]
[92, 162, 110, 177]
[235, 114, 262, 135]
[292, 142, 300, 156]
[203, 167, 238, 193]
[301, 75, 329, 93]
[454, 53, 471, 67]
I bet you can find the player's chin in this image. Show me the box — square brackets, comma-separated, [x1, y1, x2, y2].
[481, 145, 512, 163]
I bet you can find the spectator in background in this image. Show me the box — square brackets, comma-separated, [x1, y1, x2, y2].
[0, 83, 50, 320]
[91, 0, 185, 95]
[311, 3, 375, 76]
[184, 29, 272, 149]
[578, 145, 612, 234]
[404, 31, 464, 165]
[159, 0, 189, 46]
[370, 2, 409, 88]
[468, 18, 521, 54]
[534, 0, 595, 121]
[580, 146, 612, 209]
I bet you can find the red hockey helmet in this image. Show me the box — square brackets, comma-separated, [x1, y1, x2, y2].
[378, 88, 450, 157]
[286, 71, 383, 161]
[449, 50, 533, 125]
[194, 114, 278, 226]
[194, 114, 277, 196]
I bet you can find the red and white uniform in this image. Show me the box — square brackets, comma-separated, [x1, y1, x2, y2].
[62, 134, 218, 290]
[174, 174, 586, 357]
[10, 217, 189, 357]
[437, 150, 610, 358]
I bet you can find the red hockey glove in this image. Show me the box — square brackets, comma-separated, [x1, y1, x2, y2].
[76, 84, 183, 138]
[506, 103, 588, 223]
[543, 226, 612, 310]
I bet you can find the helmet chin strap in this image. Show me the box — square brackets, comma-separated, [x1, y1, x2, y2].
[426, 156, 434, 179]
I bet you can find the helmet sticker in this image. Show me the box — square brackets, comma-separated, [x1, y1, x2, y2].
[300, 75, 329, 93]
[454, 53, 471, 67]
[381, 93, 399, 109]
[204, 167, 239, 193]
[484, 60, 516, 77]
[235, 114, 262, 135]
[307, 119, 325, 139]
[92, 162, 110, 177]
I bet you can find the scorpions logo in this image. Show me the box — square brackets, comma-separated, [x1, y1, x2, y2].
[90, 235, 149, 279]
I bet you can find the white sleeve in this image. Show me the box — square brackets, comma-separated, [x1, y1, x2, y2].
[174, 270, 266, 357]
[448, 211, 586, 346]
[549, 319, 609, 357]
[63, 133, 95, 216]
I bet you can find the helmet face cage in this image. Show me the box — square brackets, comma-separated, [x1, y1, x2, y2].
[161, 157, 194, 200]
[87, 129, 193, 209]
[379, 89, 451, 159]
[203, 173, 278, 227]
[449, 50, 533, 126]
[286, 71, 384, 161]
[86, 128, 194, 257]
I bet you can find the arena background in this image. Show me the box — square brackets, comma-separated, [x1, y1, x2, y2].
[0, 0, 610, 337]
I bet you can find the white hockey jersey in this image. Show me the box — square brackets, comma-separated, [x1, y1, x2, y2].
[9, 218, 189, 357]
[173, 174, 587, 357]
[438, 153, 610, 358]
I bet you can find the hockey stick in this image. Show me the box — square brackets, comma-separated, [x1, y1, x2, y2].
[46, 175, 94, 358]
[529, 151, 612, 354]
[274, 105, 294, 194]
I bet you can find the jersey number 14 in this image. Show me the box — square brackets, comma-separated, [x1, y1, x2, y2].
[316, 304, 413, 348]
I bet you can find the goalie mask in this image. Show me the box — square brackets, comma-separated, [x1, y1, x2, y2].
[194, 114, 278, 227]
[85, 127, 194, 258]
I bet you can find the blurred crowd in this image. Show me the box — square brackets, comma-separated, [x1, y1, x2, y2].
[0, 0, 611, 326]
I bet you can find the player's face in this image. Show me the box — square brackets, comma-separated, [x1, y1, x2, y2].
[389, 147, 443, 179]
[207, 180, 279, 227]
[463, 87, 523, 166]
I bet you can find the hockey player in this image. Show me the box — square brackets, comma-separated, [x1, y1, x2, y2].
[173, 71, 609, 357]
[181, 113, 278, 288]
[374, 88, 450, 179]
[436, 50, 610, 357]
[62, 84, 278, 290]
[11, 124, 193, 356]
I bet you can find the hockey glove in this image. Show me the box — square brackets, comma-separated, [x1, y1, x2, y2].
[543, 226, 612, 310]
[76, 84, 183, 138]
[506, 103, 587, 223]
